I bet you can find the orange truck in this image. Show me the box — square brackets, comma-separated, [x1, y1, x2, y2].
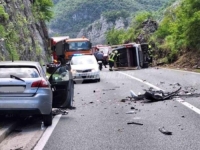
[49, 36, 93, 64]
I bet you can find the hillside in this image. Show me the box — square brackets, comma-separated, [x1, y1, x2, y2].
[0, 0, 52, 63]
[48, 0, 171, 37]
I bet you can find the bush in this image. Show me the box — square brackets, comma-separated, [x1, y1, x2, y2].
[0, 5, 9, 20]
[32, 0, 54, 21]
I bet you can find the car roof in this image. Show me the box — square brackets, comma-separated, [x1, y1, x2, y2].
[0, 61, 41, 67]
[72, 55, 95, 59]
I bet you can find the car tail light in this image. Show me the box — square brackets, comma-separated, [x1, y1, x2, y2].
[31, 79, 49, 88]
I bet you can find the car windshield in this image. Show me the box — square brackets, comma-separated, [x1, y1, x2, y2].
[0, 67, 39, 78]
[71, 56, 97, 65]
[68, 41, 90, 50]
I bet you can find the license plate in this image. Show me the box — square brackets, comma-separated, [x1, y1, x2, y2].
[0, 86, 25, 93]
[77, 73, 87, 77]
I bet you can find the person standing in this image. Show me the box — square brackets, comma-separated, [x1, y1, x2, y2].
[94, 49, 104, 70]
[108, 50, 120, 71]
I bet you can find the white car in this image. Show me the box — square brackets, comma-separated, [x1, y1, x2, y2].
[71, 55, 100, 82]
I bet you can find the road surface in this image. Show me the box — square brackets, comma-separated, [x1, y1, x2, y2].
[38, 67, 200, 150]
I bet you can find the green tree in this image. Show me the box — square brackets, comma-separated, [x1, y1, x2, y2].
[32, 0, 54, 21]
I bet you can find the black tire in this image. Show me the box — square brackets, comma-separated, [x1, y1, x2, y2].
[43, 111, 52, 126]
[96, 78, 100, 82]
[99, 64, 102, 70]
[142, 62, 149, 68]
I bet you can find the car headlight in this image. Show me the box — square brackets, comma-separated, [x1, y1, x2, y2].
[92, 68, 98, 72]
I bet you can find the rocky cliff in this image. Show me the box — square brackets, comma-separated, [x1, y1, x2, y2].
[0, 0, 50, 64]
[77, 16, 131, 45]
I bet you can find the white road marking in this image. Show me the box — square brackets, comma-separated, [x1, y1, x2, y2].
[33, 114, 62, 150]
[162, 67, 200, 75]
[119, 72, 200, 115]
[119, 72, 161, 90]
[176, 98, 200, 115]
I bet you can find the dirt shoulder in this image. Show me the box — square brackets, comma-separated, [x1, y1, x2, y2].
[154, 50, 200, 73]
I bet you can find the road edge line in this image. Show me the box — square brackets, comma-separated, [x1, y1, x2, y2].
[33, 114, 62, 150]
[119, 71, 200, 115]
[161, 67, 200, 75]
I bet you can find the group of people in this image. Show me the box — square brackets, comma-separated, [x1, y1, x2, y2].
[94, 48, 120, 71]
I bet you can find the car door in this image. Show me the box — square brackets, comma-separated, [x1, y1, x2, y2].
[48, 65, 71, 108]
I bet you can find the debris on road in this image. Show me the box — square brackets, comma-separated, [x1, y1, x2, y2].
[130, 87, 181, 102]
[120, 99, 128, 102]
[131, 107, 135, 109]
[52, 109, 69, 116]
[130, 90, 138, 98]
[169, 83, 181, 86]
[127, 122, 143, 125]
[118, 128, 124, 132]
[126, 111, 136, 114]
[159, 127, 172, 135]
[102, 89, 116, 91]
[89, 101, 94, 104]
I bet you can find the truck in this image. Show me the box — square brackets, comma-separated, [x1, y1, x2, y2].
[47, 36, 93, 73]
[49, 36, 92, 63]
[110, 42, 151, 70]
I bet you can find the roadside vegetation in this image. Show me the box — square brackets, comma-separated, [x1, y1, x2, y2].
[0, 0, 53, 61]
[106, 0, 200, 66]
[106, 11, 152, 45]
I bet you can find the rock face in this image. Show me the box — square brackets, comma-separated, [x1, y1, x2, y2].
[0, 0, 50, 64]
[77, 16, 130, 45]
[136, 19, 158, 43]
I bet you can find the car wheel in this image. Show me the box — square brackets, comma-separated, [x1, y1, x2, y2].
[96, 78, 100, 82]
[142, 62, 149, 68]
[43, 111, 52, 126]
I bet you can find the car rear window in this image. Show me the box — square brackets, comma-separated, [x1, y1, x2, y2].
[0, 66, 40, 78]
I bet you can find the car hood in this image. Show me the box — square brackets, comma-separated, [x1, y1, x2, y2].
[71, 64, 98, 70]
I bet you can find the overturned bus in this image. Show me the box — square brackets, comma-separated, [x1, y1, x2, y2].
[111, 43, 151, 70]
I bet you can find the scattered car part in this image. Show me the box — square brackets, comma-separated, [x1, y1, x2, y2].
[126, 111, 136, 114]
[127, 122, 143, 125]
[130, 87, 182, 101]
[159, 127, 172, 135]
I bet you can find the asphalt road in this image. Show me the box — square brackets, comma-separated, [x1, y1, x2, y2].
[43, 67, 200, 150]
